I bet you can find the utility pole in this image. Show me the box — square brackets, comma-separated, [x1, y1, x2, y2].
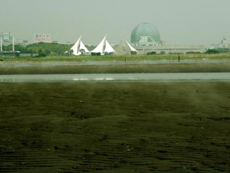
[0, 35, 2, 52]
[0, 35, 2, 58]
[12, 36, 15, 58]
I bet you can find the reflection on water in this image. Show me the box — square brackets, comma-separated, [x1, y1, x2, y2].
[0, 73, 230, 83]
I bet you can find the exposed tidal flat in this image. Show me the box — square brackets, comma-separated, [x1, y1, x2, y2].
[2, 54, 230, 63]
[0, 82, 230, 172]
[1, 54, 230, 74]
[1, 61, 230, 75]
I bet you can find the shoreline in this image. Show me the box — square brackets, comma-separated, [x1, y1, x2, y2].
[1, 61, 230, 74]
[1, 73, 230, 83]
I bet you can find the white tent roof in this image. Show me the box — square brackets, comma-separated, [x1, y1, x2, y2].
[70, 36, 90, 56]
[125, 40, 137, 52]
[115, 39, 137, 55]
[91, 35, 115, 55]
[91, 36, 106, 54]
[104, 41, 115, 53]
[70, 36, 81, 55]
[80, 41, 90, 53]
[114, 40, 126, 55]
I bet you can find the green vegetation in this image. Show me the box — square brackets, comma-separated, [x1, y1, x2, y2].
[186, 51, 202, 54]
[205, 48, 230, 54]
[205, 49, 220, 54]
[91, 52, 101, 56]
[0, 82, 230, 172]
[1, 63, 230, 75]
[146, 51, 156, 55]
[26, 42, 72, 56]
[2, 44, 32, 53]
[1, 53, 230, 62]
[1, 42, 230, 59]
[2, 42, 73, 56]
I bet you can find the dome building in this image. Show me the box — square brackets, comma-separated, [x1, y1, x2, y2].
[131, 22, 161, 46]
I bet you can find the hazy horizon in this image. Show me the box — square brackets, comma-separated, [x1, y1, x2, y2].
[1, 0, 230, 45]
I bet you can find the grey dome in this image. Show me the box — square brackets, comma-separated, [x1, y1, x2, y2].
[131, 22, 161, 45]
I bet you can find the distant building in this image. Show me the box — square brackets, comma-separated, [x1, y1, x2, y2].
[219, 37, 229, 48]
[133, 45, 205, 54]
[131, 22, 161, 46]
[209, 37, 230, 50]
[131, 23, 205, 54]
[1, 32, 13, 45]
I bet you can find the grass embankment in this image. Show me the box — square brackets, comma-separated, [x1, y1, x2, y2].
[0, 82, 230, 172]
[1, 54, 230, 74]
[1, 63, 230, 74]
[1, 53, 230, 62]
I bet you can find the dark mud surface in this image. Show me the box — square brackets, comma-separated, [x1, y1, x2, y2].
[0, 82, 230, 173]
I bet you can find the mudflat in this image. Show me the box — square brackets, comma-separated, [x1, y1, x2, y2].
[0, 82, 230, 173]
[1, 63, 230, 74]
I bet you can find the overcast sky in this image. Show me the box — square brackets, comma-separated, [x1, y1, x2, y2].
[1, 0, 230, 45]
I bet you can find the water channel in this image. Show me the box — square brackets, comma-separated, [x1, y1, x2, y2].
[1, 73, 230, 83]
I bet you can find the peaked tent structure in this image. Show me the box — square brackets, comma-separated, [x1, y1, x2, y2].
[70, 36, 90, 56]
[91, 36, 106, 55]
[91, 35, 116, 55]
[115, 40, 126, 55]
[104, 41, 115, 54]
[70, 37, 81, 55]
[115, 39, 137, 55]
[125, 40, 137, 53]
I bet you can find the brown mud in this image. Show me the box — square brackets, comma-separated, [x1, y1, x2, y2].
[0, 82, 230, 173]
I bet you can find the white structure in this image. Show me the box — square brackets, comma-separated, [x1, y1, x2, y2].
[70, 36, 90, 56]
[125, 39, 137, 53]
[115, 39, 137, 55]
[0, 36, 2, 52]
[12, 36, 15, 52]
[91, 35, 116, 55]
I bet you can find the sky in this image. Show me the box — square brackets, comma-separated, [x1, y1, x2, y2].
[1, 0, 230, 45]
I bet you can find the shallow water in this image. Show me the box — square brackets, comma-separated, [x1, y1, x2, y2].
[1, 73, 230, 82]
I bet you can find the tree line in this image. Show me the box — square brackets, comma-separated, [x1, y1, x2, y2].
[2, 42, 73, 56]
[2, 42, 230, 57]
